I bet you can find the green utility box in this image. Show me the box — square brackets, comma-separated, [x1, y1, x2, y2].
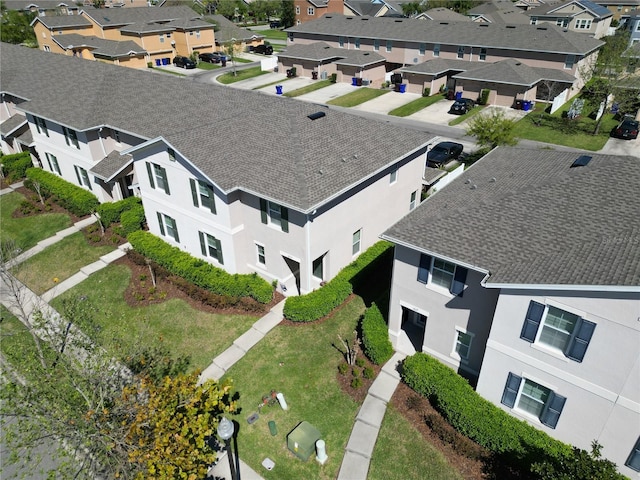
[286, 421, 321, 461]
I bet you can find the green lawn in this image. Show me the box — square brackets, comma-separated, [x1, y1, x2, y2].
[197, 61, 222, 71]
[327, 88, 389, 107]
[283, 79, 332, 97]
[217, 66, 267, 84]
[0, 191, 72, 250]
[448, 106, 484, 126]
[369, 406, 462, 480]
[12, 232, 115, 294]
[49, 264, 258, 370]
[513, 104, 618, 151]
[388, 95, 445, 117]
[252, 29, 287, 41]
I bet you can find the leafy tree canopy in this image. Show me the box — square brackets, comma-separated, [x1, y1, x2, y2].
[466, 109, 518, 149]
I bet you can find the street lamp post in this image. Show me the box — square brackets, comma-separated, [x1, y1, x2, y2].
[217, 417, 238, 480]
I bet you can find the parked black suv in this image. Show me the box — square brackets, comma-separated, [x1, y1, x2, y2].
[427, 142, 464, 167]
[198, 52, 221, 64]
[449, 98, 475, 115]
[173, 56, 196, 69]
[269, 20, 281, 28]
[611, 117, 639, 140]
[253, 44, 273, 55]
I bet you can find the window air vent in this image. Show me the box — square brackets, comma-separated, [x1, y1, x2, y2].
[395, 19, 403, 22]
[480, 24, 489, 27]
[571, 155, 592, 168]
[506, 25, 516, 28]
[536, 26, 548, 30]
[440, 22, 449, 25]
[308, 111, 326, 120]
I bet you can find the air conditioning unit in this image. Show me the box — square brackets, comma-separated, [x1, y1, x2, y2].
[320, 71, 328, 80]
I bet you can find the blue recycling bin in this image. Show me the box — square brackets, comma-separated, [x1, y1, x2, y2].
[523, 100, 531, 111]
[162, 58, 169, 65]
[455, 91, 462, 100]
[155, 59, 161, 66]
[275, 85, 283, 95]
[352, 77, 358, 86]
[399, 84, 406, 93]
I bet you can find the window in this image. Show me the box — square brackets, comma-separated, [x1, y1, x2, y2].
[256, 244, 266, 265]
[168, 148, 175, 161]
[198, 231, 223, 264]
[520, 301, 596, 362]
[74, 165, 92, 190]
[479, 48, 487, 61]
[259, 199, 289, 232]
[419, 43, 426, 55]
[433, 44, 440, 57]
[374, 38, 379, 51]
[575, 18, 592, 29]
[307, 6, 314, 15]
[196, 29, 200, 38]
[312, 255, 324, 280]
[45, 153, 61, 175]
[157, 212, 179, 242]
[389, 168, 398, 184]
[454, 330, 473, 361]
[409, 190, 417, 210]
[626, 437, 640, 472]
[339, 36, 344, 48]
[530, 17, 538, 25]
[63, 126, 79, 148]
[145, 162, 170, 194]
[355, 37, 360, 49]
[501, 373, 566, 428]
[416, 254, 468, 296]
[295, 5, 300, 14]
[556, 18, 569, 27]
[43, 45, 50, 52]
[190, 179, 216, 213]
[160, 34, 165, 43]
[34, 117, 48, 136]
[114, 130, 121, 143]
[457, 46, 465, 59]
[352, 229, 361, 255]
[564, 54, 575, 69]
[386, 40, 392, 52]
[637, 22, 640, 31]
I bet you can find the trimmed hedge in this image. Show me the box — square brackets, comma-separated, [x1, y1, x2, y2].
[119, 204, 145, 235]
[97, 197, 141, 228]
[127, 230, 273, 304]
[283, 241, 393, 322]
[1, 152, 33, 183]
[401, 353, 626, 478]
[25, 168, 98, 216]
[361, 303, 393, 365]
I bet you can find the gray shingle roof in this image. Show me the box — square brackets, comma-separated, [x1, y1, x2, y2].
[527, 0, 612, 18]
[453, 58, 575, 85]
[0, 43, 435, 213]
[0, 114, 27, 136]
[81, 5, 201, 28]
[205, 14, 262, 43]
[332, 50, 386, 67]
[4, 0, 77, 10]
[277, 42, 346, 61]
[32, 15, 93, 28]
[382, 147, 640, 288]
[51, 34, 146, 56]
[401, 58, 473, 75]
[287, 14, 604, 55]
[90, 151, 133, 180]
[420, 8, 470, 22]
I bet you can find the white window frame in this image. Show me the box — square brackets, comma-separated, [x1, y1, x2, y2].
[147, 162, 170, 194]
[457, 46, 465, 59]
[43, 45, 51, 52]
[355, 37, 360, 49]
[339, 36, 344, 48]
[295, 5, 300, 14]
[256, 243, 266, 266]
[419, 43, 426, 55]
[269, 202, 282, 228]
[575, 18, 592, 29]
[307, 6, 314, 15]
[196, 29, 200, 38]
[74, 165, 91, 190]
[452, 328, 474, 362]
[556, 18, 569, 27]
[433, 44, 440, 57]
[45, 152, 61, 175]
[35, 116, 48, 136]
[158, 212, 179, 242]
[409, 190, 417, 211]
[352, 229, 361, 256]
[389, 167, 398, 184]
[515, 377, 553, 420]
[200, 231, 223, 264]
[386, 40, 392, 52]
[530, 17, 538, 25]
[374, 38, 379, 51]
[564, 54, 575, 69]
[535, 303, 582, 354]
[160, 34, 165, 43]
[63, 126, 79, 149]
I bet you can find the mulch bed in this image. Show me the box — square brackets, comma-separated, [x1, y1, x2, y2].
[10, 185, 86, 224]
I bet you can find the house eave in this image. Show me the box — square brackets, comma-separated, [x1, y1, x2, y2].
[484, 282, 640, 292]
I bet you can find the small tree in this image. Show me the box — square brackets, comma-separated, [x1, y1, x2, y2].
[279, 0, 295, 28]
[466, 109, 518, 149]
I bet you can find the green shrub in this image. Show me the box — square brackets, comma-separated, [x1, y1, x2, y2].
[351, 368, 360, 378]
[355, 357, 365, 368]
[25, 168, 98, 216]
[338, 363, 349, 375]
[97, 197, 141, 228]
[423, 87, 430, 97]
[1, 152, 32, 183]
[120, 204, 145, 235]
[283, 241, 393, 322]
[127, 230, 273, 303]
[361, 302, 394, 365]
[479, 89, 490, 106]
[330, 73, 337, 83]
[351, 377, 363, 389]
[363, 366, 374, 379]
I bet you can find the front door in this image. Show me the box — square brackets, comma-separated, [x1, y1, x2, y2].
[401, 307, 426, 352]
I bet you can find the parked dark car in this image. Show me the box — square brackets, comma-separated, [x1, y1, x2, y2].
[173, 56, 196, 69]
[611, 117, 639, 140]
[269, 20, 281, 28]
[449, 98, 475, 115]
[253, 44, 273, 55]
[427, 142, 464, 166]
[198, 52, 221, 64]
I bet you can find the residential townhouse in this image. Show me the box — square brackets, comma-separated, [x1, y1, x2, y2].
[591, 0, 640, 21]
[0, 43, 438, 296]
[293, 0, 343, 26]
[525, 0, 613, 39]
[31, 6, 217, 67]
[285, 14, 604, 105]
[381, 147, 640, 476]
[3, 0, 79, 16]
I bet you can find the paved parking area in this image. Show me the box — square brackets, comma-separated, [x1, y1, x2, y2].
[407, 97, 456, 126]
[600, 135, 640, 157]
[351, 90, 421, 115]
[297, 82, 358, 103]
[256, 76, 314, 95]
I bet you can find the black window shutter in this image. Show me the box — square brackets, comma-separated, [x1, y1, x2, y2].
[161, 166, 170, 195]
[172, 219, 180, 243]
[541, 392, 566, 429]
[207, 184, 216, 214]
[281, 207, 289, 232]
[417, 254, 431, 284]
[215, 238, 223, 264]
[156, 212, 165, 236]
[190, 179, 199, 207]
[146, 162, 155, 189]
[501, 372, 522, 408]
[198, 231, 206, 256]
[520, 301, 545, 343]
[260, 199, 268, 224]
[451, 266, 468, 296]
[566, 318, 596, 362]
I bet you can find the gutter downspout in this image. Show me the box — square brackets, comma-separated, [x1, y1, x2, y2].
[98, 127, 107, 157]
[304, 211, 313, 294]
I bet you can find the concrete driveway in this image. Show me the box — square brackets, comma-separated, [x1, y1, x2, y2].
[351, 90, 421, 115]
[406, 97, 457, 126]
[256, 76, 315, 95]
[297, 82, 359, 103]
[599, 135, 640, 157]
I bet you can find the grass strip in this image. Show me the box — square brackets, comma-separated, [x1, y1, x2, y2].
[327, 88, 388, 107]
[389, 95, 445, 117]
[217, 66, 267, 84]
[283, 79, 332, 97]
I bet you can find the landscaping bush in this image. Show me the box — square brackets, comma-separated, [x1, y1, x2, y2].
[423, 87, 430, 97]
[479, 88, 490, 106]
[119, 204, 145, 235]
[127, 230, 273, 303]
[361, 302, 393, 365]
[1, 152, 32, 183]
[401, 353, 624, 478]
[96, 197, 141, 228]
[330, 73, 337, 83]
[283, 241, 393, 322]
[25, 168, 98, 216]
